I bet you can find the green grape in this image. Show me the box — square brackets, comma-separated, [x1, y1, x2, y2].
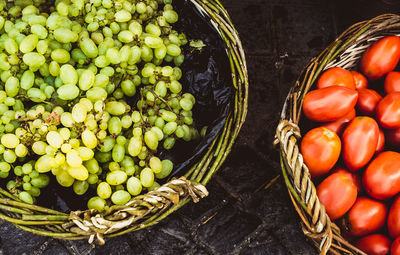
[163, 10, 179, 23]
[3, 149, 16, 163]
[79, 37, 98, 58]
[163, 137, 175, 150]
[1, 133, 19, 148]
[108, 117, 122, 135]
[0, 162, 11, 172]
[121, 115, 132, 129]
[54, 28, 78, 44]
[19, 191, 34, 204]
[84, 158, 100, 174]
[73, 180, 89, 195]
[140, 167, 154, 187]
[111, 190, 131, 205]
[174, 54, 185, 66]
[95, 151, 112, 163]
[23, 182, 32, 191]
[163, 122, 177, 135]
[97, 181, 111, 199]
[86, 87, 107, 101]
[155, 159, 173, 179]
[121, 80, 136, 97]
[109, 162, 120, 172]
[51, 49, 71, 64]
[98, 136, 115, 153]
[87, 196, 106, 212]
[27, 186, 40, 197]
[46, 131, 63, 148]
[27, 88, 46, 102]
[57, 84, 79, 100]
[106, 170, 127, 185]
[161, 111, 177, 122]
[127, 176, 142, 196]
[22, 163, 33, 175]
[149, 156, 162, 173]
[6, 180, 16, 190]
[20, 34, 39, 53]
[87, 173, 99, 184]
[67, 165, 89, 181]
[112, 144, 125, 162]
[105, 102, 126, 116]
[128, 136, 142, 157]
[31, 174, 50, 188]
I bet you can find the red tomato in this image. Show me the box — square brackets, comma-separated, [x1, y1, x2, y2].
[303, 86, 358, 122]
[376, 92, 400, 129]
[322, 109, 356, 135]
[360, 36, 400, 80]
[352, 71, 368, 90]
[388, 195, 400, 238]
[342, 117, 379, 171]
[300, 127, 341, 178]
[385, 72, 400, 94]
[355, 234, 391, 255]
[387, 128, 400, 147]
[317, 172, 357, 220]
[392, 237, 400, 255]
[376, 129, 385, 154]
[332, 167, 362, 192]
[316, 67, 355, 89]
[363, 151, 400, 200]
[356, 89, 382, 115]
[344, 197, 387, 236]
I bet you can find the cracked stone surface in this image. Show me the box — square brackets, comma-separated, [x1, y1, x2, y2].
[1, 0, 400, 254]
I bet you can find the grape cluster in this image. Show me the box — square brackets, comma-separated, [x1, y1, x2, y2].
[0, 0, 202, 211]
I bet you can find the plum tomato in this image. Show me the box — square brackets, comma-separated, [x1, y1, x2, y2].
[385, 72, 400, 94]
[322, 109, 356, 135]
[342, 117, 379, 171]
[300, 127, 341, 178]
[376, 129, 385, 154]
[351, 70, 368, 90]
[388, 195, 400, 238]
[344, 197, 387, 236]
[355, 234, 391, 255]
[316, 67, 355, 89]
[363, 151, 400, 200]
[392, 237, 400, 255]
[360, 35, 400, 80]
[331, 167, 362, 193]
[356, 88, 382, 115]
[376, 92, 400, 129]
[303, 86, 358, 122]
[317, 171, 357, 220]
[387, 128, 400, 147]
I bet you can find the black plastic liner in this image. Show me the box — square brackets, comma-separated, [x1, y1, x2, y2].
[35, 1, 234, 211]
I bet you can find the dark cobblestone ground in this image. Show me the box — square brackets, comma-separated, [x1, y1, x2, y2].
[1, 0, 400, 254]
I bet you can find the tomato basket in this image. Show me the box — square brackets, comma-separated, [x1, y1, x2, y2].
[0, 0, 248, 244]
[274, 14, 400, 255]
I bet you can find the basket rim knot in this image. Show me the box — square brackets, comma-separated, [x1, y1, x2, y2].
[66, 177, 209, 245]
[274, 119, 301, 149]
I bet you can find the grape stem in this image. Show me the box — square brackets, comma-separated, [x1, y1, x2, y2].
[146, 87, 174, 112]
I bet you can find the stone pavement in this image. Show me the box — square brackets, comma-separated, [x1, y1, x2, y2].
[1, 0, 400, 254]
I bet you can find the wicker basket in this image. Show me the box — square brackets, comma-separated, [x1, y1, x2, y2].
[275, 14, 400, 255]
[0, 0, 248, 244]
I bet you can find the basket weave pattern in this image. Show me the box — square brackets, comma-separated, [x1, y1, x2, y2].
[0, 0, 248, 243]
[275, 14, 400, 255]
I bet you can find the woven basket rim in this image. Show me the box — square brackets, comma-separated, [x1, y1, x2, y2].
[0, 0, 249, 244]
[276, 13, 400, 255]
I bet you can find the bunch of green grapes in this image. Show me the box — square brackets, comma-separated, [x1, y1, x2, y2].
[0, 0, 203, 210]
